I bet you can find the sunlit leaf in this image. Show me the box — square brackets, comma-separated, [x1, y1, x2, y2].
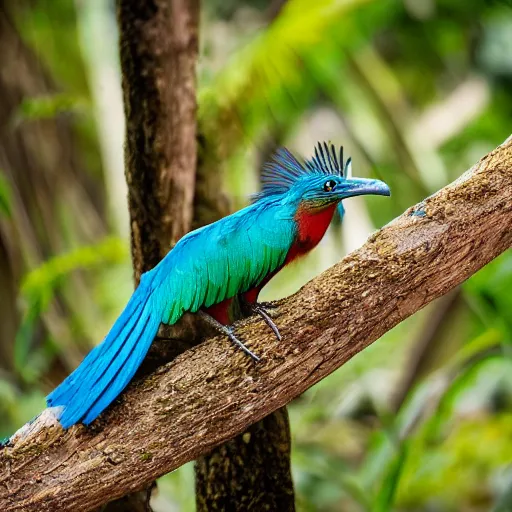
[15, 237, 128, 376]
[0, 173, 13, 218]
[15, 94, 88, 123]
[200, 0, 375, 155]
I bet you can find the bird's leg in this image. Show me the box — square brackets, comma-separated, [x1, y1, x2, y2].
[240, 298, 281, 342]
[198, 311, 260, 362]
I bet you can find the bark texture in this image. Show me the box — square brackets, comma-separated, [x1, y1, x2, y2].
[195, 407, 294, 511]
[113, 1, 199, 509]
[1, 138, 511, 512]
[118, 0, 199, 283]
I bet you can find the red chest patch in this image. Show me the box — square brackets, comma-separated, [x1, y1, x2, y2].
[286, 203, 337, 264]
[208, 203, 338, 317]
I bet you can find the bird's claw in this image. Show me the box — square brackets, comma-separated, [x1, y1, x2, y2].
[250, 302, 282, 342]
[226, 328, 261, 362]
[198, 310, 260, 362]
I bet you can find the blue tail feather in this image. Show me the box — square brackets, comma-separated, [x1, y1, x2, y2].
[82, 311, 158, 424]
[47, 277, 162, 428]
[56, 303, 147, 425]
[47, 293, 145, 407]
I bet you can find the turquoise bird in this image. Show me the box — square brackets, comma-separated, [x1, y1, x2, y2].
[47, 142, 390, 428]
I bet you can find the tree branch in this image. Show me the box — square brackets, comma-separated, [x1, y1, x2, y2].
[1, 138, 511, 511]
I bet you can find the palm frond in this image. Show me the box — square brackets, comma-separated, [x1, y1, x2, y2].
[199, 0, 373, 156]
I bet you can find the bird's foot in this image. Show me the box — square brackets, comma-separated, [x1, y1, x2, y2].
[224, 326, 260, 362]
[247, 302, 281, 342]
[198, 311, 260, 362]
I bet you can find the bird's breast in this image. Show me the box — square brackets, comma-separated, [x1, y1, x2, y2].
[286, 203, 337, 263]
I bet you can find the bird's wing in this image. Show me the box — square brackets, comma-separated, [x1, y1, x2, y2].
[150, 201, 296, 325]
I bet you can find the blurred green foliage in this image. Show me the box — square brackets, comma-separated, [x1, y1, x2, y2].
[15, 94, 88, 123]
[15, 237, 128, 383]
[1, 0, 511, 510]
[0, 173, 13, 218]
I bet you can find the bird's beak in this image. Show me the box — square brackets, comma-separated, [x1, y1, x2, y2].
[339, 177, 391, 199]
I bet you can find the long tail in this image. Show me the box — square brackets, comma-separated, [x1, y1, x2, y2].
[47, 274, 162, 428]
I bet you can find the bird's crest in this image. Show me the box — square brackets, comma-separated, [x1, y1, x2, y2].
[254, 142, 352, 201]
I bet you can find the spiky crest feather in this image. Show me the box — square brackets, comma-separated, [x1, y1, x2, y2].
[254, 141, 351, 201]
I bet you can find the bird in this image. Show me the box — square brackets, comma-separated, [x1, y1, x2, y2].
[46, 142, 390, 429]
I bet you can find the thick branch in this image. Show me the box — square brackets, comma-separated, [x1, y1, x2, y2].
[1, 139, 511, 511]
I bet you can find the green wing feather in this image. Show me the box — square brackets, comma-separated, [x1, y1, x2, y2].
[149, 200, 296, 325]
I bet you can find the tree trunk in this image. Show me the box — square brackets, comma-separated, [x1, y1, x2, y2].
[116, 0, 295, 509]
[117, 0, 199, 282]
[194, 144, 295, 509]
[195, 407, 294, 511]
[110, 0, 199, 509]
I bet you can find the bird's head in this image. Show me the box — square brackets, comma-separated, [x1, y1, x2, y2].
[253, 142, 390, 215]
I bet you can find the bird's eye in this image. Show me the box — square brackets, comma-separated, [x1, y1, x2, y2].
[323, 180, 337, 192]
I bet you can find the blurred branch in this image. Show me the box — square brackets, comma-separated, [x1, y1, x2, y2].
[345, 52, 426, 197]
[1, 138, 511, 512]
[390, 289, 461, 413]
[411, 77, 490, 150]
[75, 0, 128, 237]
